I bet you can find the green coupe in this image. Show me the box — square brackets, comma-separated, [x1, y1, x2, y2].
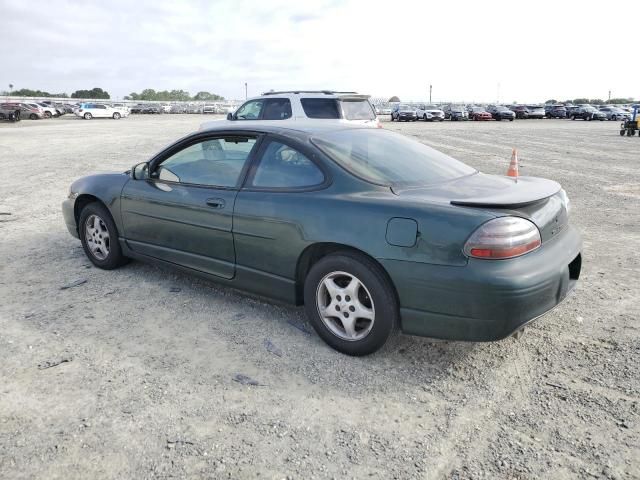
[63, 124, 582, 355]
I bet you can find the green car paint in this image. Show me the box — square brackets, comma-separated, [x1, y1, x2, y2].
[63, 125, 582, 341]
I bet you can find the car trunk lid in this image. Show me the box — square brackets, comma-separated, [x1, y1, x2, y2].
[392, 173, 567, 243]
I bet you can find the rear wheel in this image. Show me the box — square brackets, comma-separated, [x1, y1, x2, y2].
[84, 112, 92, 120]
[304, 252, 398, 356]
[112, 112, 121, 120]
[29, 113, 38, 120]
[620, 129, 626, 136]
[79, 202, 129, 270]
[44, 111, 52, 118]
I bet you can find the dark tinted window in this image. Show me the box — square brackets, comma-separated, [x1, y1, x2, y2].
[154, 137, 256, 187]
[341, 100, 375, 120]
[301, 98, 340, 119]
[312, 129, 475, 187]
[262, 98, 292, 120]
[252, 141, 324, 188]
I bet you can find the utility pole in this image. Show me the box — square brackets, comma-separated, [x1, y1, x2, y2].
[608, 90, 611, 101]
[244, 82, 248, 100]
[429, 84, 432, 104]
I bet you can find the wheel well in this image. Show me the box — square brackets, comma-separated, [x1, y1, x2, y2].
[294, 242, 399, 306]
[74, 194, 102, 225]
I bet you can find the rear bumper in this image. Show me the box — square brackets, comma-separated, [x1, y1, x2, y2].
[380, 225, 582, 341]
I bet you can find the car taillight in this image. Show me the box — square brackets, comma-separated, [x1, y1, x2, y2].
[464, 217, 541, 259]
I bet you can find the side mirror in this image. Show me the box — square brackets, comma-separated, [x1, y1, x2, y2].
[226, 112, 234, 120]
[131, 162, 149, 180]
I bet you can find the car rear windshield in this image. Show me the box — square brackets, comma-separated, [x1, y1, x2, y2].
[340, 99, 376, 120]
[311, 129, 476, 187]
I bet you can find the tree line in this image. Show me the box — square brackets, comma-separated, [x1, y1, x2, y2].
[1, 87, 110, 99]
[2, 87, 225, 102]
[124, 89, 224, 102]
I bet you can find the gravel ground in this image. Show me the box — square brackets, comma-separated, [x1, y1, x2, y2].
[0, 115, 638, 480]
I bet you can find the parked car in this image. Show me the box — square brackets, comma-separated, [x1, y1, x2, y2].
[380, 107, 392, 115]
[130, 104, 144, 114]
[62, 124, 581, 356]
[141, 105, 162, 114]
[487, 105, 515, 121]
[545, 105, 567, 118]
[469, 107, 492, 121]
[449, 105, 469, 121]
[74, 103, 129, 120]
[20, 103, 44, 119]
[569, 105, 606, 121]
[598, 106, 630, 121]
[524, 105, 546, 119]
[203, 104, 223, 114]
[0, 103, 21, 122]
[391, 104, 417, 122]
[415, 105, 445, 121]
[216, 91, 380, 128]
[509, 105, 530, 119]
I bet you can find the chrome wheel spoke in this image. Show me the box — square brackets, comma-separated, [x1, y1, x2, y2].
[85, 214, 109, 261]
[316, 270, 376, 342]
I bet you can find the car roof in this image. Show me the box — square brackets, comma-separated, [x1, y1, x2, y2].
[199, 120, 368, 138]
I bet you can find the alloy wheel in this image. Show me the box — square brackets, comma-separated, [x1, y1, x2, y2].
[85, 214, 110, 260]
[316, 271, 375, 341]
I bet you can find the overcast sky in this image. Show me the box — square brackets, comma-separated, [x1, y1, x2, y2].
[1, 0, 638, 103]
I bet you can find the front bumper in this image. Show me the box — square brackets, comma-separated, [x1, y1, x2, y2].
[380, 225, 582, 341]
[62, 198, 79, 238]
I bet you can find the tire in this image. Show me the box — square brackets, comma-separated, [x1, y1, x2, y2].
[620, 129, 626, 136]
[84, 113, 92, 120]
[44, 111, 52, 119]
[29, 113, 38, 120]
[303, 252, 398, 356]
[628, 129, 634, 137]
[423, 114, 427, 121]
[571, 115, 576, 120]
[79, 202, 129, 270]
[509, 118, 514, 121]
[113, 112, 121, 120]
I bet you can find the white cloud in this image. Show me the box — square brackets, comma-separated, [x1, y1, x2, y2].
[0, 0, 637, 102]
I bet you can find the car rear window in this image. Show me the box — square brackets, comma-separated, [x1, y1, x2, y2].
[312, 128, 475, 187]
[340, 99, 376, 120]
[301, 98, 340, 119]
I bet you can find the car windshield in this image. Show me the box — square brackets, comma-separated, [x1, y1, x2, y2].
[312, 128, 476, 187]
[340, 99, 375, 120]
[398, 104, 412, 110]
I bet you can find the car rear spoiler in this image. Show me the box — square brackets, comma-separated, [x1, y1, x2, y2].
[337, 94, 371, 101]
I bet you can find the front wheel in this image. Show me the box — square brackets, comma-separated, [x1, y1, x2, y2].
[113, 112, 121, 119]
[304, 252, 398, 356]
[79, 202, 129, 269]
[44, 111, 52, 118]
[84, 113, 92, 120]
[29, 113, 38, 120]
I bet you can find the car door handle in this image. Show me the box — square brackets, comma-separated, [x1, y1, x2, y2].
[206, 198, 226, 209]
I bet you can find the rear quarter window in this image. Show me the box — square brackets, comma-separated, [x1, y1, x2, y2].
[301, 98, 340, 119]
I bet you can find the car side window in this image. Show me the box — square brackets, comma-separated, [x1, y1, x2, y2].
[262, 99, 292, 120]
[235, 100, 264, 120]
[251, 141, 324, 189]
[152, 137, 257, 187]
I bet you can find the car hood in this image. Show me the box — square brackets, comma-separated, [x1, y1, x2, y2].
[391, 172, 561, 208]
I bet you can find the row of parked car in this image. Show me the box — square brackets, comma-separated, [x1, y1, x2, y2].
[381, 103, 637, 122]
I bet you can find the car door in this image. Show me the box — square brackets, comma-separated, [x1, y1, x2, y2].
[120, 134, 259, 279]
[233, 136, 329, 300]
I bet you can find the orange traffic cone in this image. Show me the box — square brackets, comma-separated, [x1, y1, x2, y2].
[507, 148, 519, 181]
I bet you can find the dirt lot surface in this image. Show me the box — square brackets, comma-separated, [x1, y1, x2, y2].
[1, 115, 638, 479]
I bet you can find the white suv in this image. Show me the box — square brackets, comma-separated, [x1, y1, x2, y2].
[74, 103, 129, 120]
[200, 90, 381, 130]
